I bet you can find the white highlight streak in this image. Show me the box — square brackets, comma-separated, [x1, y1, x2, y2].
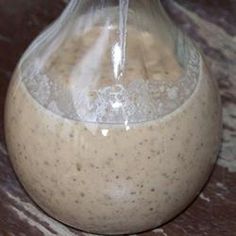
[6, 191, 77, 236]
[10, 205, 57, 236]
[0, 142, 7, 155]
[200, 193, 211, 202]
[153, 228, 168, 236]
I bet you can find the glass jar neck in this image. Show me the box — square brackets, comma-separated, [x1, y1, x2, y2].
[67, 0, 162, 9]
[65, 0, 164, 17]
[63, 0, 173, 37]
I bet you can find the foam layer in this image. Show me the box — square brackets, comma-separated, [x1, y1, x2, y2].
[22, 27, 200, 123]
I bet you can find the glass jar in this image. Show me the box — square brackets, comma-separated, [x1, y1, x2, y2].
[4, 0, 222, 234]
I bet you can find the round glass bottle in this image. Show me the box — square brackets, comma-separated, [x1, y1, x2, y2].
[5, 0, 222, 234]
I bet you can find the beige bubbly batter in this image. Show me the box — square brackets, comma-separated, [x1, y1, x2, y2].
[5, 27, 221, 234]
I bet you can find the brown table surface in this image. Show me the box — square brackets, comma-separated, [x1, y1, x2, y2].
[0, 1, 235, 235]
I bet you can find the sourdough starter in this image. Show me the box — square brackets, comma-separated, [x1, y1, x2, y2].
[5, 28, 221, 234]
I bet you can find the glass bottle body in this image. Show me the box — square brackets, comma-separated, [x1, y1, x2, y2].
[5, 0, 221, 234]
